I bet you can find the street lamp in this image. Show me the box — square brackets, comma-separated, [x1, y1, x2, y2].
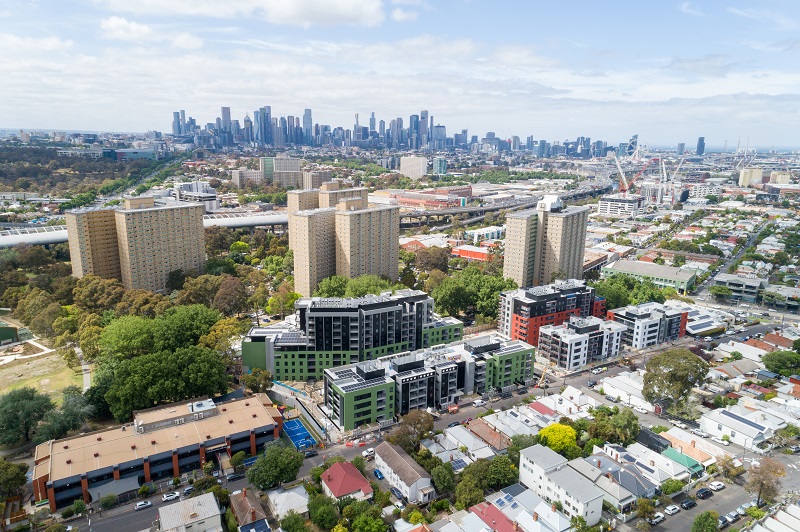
[742, 437, 752, 464]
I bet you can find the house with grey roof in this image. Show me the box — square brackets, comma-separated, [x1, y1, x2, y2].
[375, 442, 435, 504]
[699, 407, 774, 448]
[568, 459, 636, 513]
[585, 453, 659, 500]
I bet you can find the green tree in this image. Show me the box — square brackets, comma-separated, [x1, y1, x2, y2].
[351, 456, 366, 475]
[266, 281, 301, 319]
[762, 350, 800, 376]
[486, 455, 518, 490]
[661, 478, 686, 495]
[212, 276, 248, 317]
[230, 241, 250, 254]
[744, 457, 786, 506]
[154, 304, 222, 353]
[454, 475, 484, 510]
[246, 443, 304, 489]
[176, 275, 225, 306]
[99, 315, 153, 359]
[431, 277, 470, 316]
[314, 275, 349, 298]
[0, 459, 28, 497]
[230, 451, 246, 468]
[99, 494, 118, 509]
[72, 275, 125, 312]
[507, 434, 538, 465]
[308, 494, 339, 530]
[538, 424, 577, 454]
[708, 285, 732, 300]
[344, 275, 397, 298]
[72, 499, 86, 515]
[280, 511, 307, 532]
[611, 407, 641, 442]
[34, 386, 95, 443]
[636, 497, 655, 521]
[415, 247, 450, 273]
[241, 368, 274, 394]
[642, 349, 708, 407]
[0, 387, 54, 443]
[387, 410, 434, 454]
[431, 463, 455, 495]
[351, 514, 387, 532]
[691, 511, 719, 532]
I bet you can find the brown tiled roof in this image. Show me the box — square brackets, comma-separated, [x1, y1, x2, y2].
[745, 339, 776, 352]
[230, 488, 267, 526]
[763, 333, 793, 349]
[322, 462, 372, 499]
[467, 419, 510, 451]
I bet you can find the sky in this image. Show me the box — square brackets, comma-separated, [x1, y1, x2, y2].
[2, 0, 800, 148]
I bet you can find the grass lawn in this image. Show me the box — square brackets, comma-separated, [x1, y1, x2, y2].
[0, 353, 82, 406]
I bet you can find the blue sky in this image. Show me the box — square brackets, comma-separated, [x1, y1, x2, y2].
[2, 0, 800, 147]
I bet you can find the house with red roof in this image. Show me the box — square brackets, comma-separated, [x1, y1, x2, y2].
[321, 462, 373, 502]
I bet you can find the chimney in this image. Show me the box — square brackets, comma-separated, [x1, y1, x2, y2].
[243, 487, 247, 496]
[650, 460, 655, 466]
[512, 521, 518, 531]
[691, 440, 696, 448]
[551, 503, 557, 513]
[327, 473, 331, 481]
[250, 509, 256, 521]
[596, 459, 601, 468]
[533, 512, 539, 522]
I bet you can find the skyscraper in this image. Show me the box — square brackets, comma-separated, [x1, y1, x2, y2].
[419, 110, 429, 147]
[335, 202, 400, 282]
[221, 107, 231, 131]
[503, 195, 590, 287]
[172, 112, 182, 135]
[303, 108, 313, 146]
[369, 112, 376, 133]
[289, 208, 337, 297]
[696, 136, 705, 156]
[676, 142, 685, 155]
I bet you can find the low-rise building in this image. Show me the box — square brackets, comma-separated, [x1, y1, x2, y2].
[464, 225, 506, 244]
[537, 316, 626, 371]
[607, 302, 687, 349]
[230, 487, 267, 528]
[159, 492, 222, 532]
[601, 260, 696, 293]
[568, 458, 636, 513]
[266, 485, 309, 521]
[600, 371, 653, 412]
[374, 442, 435, 504]
[519, 445, 603, 526]
[597, 194, 645, 218]
[699, 408, 774, 448]
[711, 273, 768, 303]
[321, 461, 373, 502]
[445, 425, 496, 461]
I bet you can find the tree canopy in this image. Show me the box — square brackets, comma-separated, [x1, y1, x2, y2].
[592, 274, 667, 310]
[0, 387, 54, 444]
[642, 349, 708, 406]
[246, 443, 304, 490]
[387, 410, 434, 454]
[538, 423, 577, 454]
[745, 457, 786, 505]
[431, 265, 516, 318]
[762, 350, 800, 377]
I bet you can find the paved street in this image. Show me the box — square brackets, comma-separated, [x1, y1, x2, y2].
[649, 481, 754, 531]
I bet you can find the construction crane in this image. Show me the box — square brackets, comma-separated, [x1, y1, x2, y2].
[614, 156, 657, 197]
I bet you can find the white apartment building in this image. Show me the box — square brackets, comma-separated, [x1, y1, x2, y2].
[689, 184, 722, 198]
[399, 156, 428, 180]
[464, 225, 506, 244]
[597, 194, 645, 218]
[537, 316, 625, 371]
[519, 445, 603, 526]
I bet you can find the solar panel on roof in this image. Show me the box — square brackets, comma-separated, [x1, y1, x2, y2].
[496, 498, 505, 507]
[511, 502, 518, 509]
[451, 459, 467, 470]
[720, 409, 766, 431]
[504, 494, 513, 502]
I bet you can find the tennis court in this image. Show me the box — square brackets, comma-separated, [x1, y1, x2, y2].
[284, 418, 317, 450]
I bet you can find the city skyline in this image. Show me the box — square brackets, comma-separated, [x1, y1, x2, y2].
[2, 1, 800, 145]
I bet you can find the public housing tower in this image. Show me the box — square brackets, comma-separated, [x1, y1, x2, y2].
[503, 195, 590, 287]
[66, 197, 205, 293]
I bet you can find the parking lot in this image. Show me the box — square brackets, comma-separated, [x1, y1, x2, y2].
[649, 480, 755, 531]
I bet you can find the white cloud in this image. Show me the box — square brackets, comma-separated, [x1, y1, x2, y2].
[679, 2, 703, 16]
[100, 16, 153, 41]
[727, 7, 797, 30]
[391, 8, 417, 22]
[0, 33, 73, 51]
[95, 0, 385, 27]
[172, 32, 203, 50]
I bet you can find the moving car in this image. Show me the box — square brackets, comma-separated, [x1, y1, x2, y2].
[696, 488, 713, 499]
[135, 501, 152, 511]
[691, 428, 709, 438]
[162, 491, 180, 502]
[680, 499, 697, 510]
[647, 512, 665, 525]
[587, 380, 597, 388]
[711, 436, 729, 446]
[304, 450, 318, 458]
[664, 505, 680, 516]
[373, 469, 384, 480]
[708, 481, 726, 491]
[472, 399, 486, 407]
[591, 367, 607, 374]
[634, 406, 648, 414]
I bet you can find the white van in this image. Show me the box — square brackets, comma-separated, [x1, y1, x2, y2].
[472, 399, 486, 407]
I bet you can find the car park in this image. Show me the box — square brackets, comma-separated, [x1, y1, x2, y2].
[712, 436, 729, 446]
[647, 512, 665, 525]
[696, 488, 713, 499]
[680, 499, 697, 510]
[135, 501, 152, 511]
[664, 505, 680, 515]
[691, 428, 709, 438]
[709, 481, 725, 491]
[162, 491, 180, 502]
[373, 469, 384, 480]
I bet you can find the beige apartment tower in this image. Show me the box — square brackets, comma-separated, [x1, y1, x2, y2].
[288, 208, 337, 297]
[66, 197, 205, 293]
[318, 182, 368, 209]
[503, 195, 589, 287]
[287, 189, 320, 214]
[335, 203, 400, 281]
[65, 208, 122, 281]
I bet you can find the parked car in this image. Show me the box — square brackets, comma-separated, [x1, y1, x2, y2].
[664, 505, 680, 515]
[226, 472, 245, 482]
[712, 436, 730, 446]
[135, 501, 152, 511]
[448, 421, 461, 428]
[373, 469, 384, 480]
[647, 512, 665, 525]
[362, 447, 375, 458]
[633, 406, 648, 414]
[736, 503, 752, 516]
[605, 395, 619, 403]
[726, 511, 740, 523]
[304, 450, 318, 458]
[390, 487, 403, 500]
[718, 515, 729, 529]
[591, 367, 607, 375]
[751, 498, 767, 508]
[183, 486, 195, 496]
[680, 499, 697, 510]
[670, 419, 688, 429]
[788, 444, 800, 453]
[162, 491, 180, 502]
[587, 380, 597, 388]
[500, 392, 513, 400]
[709, 481, 726, 491]
[696, 488, 713, 499]
[691, 428, 709, 438]
[472, 399, 486, 407]
[514, 388, 528, 396]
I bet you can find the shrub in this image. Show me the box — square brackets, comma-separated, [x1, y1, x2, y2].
[60, 508, 74, 519]
[661, 478, 686, 495]
[138, 485, 151, 498]
[745, 506, 766, 519]
[99, 494, 118, 509]
[173, 477, 181, 487]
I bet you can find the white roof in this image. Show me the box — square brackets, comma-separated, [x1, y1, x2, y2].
[159, 493, 220, 532]
[267, 485, 309, 519]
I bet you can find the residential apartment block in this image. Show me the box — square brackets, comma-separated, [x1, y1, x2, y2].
[606, 302, 688, 349]
[597, 194, 645, 218]
[538, 316, 626, 371]
[66, 197, 205, 293]
[399, 156, 428, 180]
[335, 203, 399, 281]
[519, 445, 604, 526]
[231, 155, 303, 189]
[322, 334, 534, 429]
[241, 290, 463, 381]
[288, 208, 336, 297]
[503, 195, 590, 287]
[498, 279, 606, 346]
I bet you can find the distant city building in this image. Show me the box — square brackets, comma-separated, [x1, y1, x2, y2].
[769, 171, 792, 184]
[323, 334, 533, 429]
[538, 316, 626, 371]
[677, 142, 685, 155]
[503, 195, 590, 287]
[66, 197, 205, 293]
[399, 156, 428, 180]
[432, 157, 447, 175]
[499, 280, 607, 346]
[597, 194, 645, 218]
[173, 181, 219, 212]
[606, 302, 688, 349]
[739, 168, 764, 187]
[241, 290, 463, 380]
[464, 225, 505, 244]
[696, 136, 705, 156]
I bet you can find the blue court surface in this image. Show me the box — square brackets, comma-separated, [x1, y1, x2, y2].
[284, 418, 317, 450]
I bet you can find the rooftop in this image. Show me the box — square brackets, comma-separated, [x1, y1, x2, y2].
[159, 492, 220, 532]
[604, 260, 695, 281]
